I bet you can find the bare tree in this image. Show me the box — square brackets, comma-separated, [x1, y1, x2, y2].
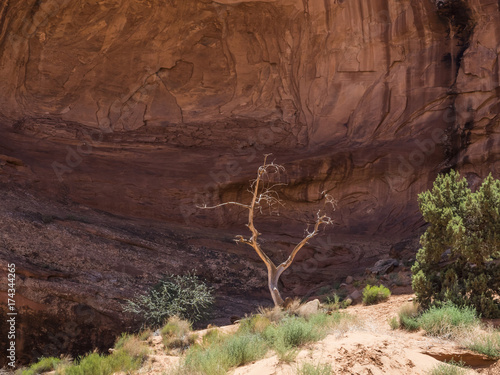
[199, 155, 335, 307]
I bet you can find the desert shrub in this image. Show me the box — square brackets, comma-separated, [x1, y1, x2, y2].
[184, 333, 267, 375]
[284, 298, 303, 315]
[324, 294, 347, 310]
[418, 303, 479, 339]
[238, 314, 272, 334]
[389, 302, 420, 331]
[161, 316, 197, 350]
[64, 350, 144, 375]
[466, 331, 500, 358]
[222, 334, 267, 366]
[182, 311, 355, 373]
[17, 357, 66, 375]
[64, 353, 111, 375]
[64, 333, 148, 375]
[296, 362, 333, 375]
[263, 316, 323, 349]
[64, 351, 140, 375]
[412, 171, 500, 318]
[113, 332, 149, 359]
[202, 328, 224, 347]
[263, 311, 355, 362]
[138, 328, 153, 341]
[257, 305, 285, 323]
[123, 271, 214, 328]
[427, 361, 468, 375]
[341, 298, 352, 309]
[262, 315, 319, 362]
[362, 284, 391, 305]
[388, 316, 399, 330]
[274, 341, 299, 363]
[398, 302, 421, 331]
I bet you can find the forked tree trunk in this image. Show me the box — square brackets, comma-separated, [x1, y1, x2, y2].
[268, 266, 285, 306]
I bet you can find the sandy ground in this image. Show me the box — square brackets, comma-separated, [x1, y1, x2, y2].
[136, 294, 499, 375]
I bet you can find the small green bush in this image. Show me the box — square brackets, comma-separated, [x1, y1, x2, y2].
[184, 333, 267, 375]
[388, 316, 399, 330]
[466, 331, 500, 358]
[324, 294, 350, 310]
[123, 271, 214, 328]
[262, 312, 354, 363]
[64, 353, 110, 375]
[274, 342, 299, 363]
[64, 350, 144, 375]
[398, 302, 421, 331]
[238, 314, 271, 334]
[263, 316, 323, 348]
[113, 333, 149, 360]
[362, 284, 391, 305]
[202, 328, 224, 347]
[17, 357, 64, 375]
[137, 328, 153, 341]
[427, 362, 467, 375]
[418, 303, 479, 338]
[222, 334, 267, 367]
[64, 333, 148, 375]
[400, 316, 420, 332]
[296, 362, 333, 375]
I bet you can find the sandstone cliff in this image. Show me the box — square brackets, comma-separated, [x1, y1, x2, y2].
[0, 0, 499, 366]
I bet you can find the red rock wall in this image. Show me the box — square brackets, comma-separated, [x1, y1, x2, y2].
[0, 0, 498, 234]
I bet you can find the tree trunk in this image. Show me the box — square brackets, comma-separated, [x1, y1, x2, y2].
[268, 267, 284, 306]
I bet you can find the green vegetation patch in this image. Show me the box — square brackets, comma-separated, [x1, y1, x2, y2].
[181, 310, 355, 374]
[466, 331, 500, 359]
[184, 333, 267, 375]
[123, 271, 214, 328]
[427, 361, 468, 375]
[63, 332, 148, 375]
[362, 284, 391, 305]
[162, 316, 197, 351]
[17, 357, 65, 375]
[418, 303, 479, 339]
[296, 362, 333, 375]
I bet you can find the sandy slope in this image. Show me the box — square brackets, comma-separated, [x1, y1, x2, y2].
[139, 295, 499, 375]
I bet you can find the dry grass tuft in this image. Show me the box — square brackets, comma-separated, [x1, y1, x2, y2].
[161, 316, 197, 351]
[258, 305, 286, 322]
[284, 298, 302, 315]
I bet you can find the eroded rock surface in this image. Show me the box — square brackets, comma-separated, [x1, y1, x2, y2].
[0, 0, 499, 366]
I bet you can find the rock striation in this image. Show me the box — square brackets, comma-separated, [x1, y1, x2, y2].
[0, 0, 499, 366]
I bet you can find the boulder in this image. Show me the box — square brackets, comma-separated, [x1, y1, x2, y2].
[348, 290, 363, 304]
[368, 259, 400, 275]
[297, 299, 320, 318]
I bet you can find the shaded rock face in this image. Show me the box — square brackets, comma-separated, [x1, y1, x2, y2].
[0, 0, 499, 366]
